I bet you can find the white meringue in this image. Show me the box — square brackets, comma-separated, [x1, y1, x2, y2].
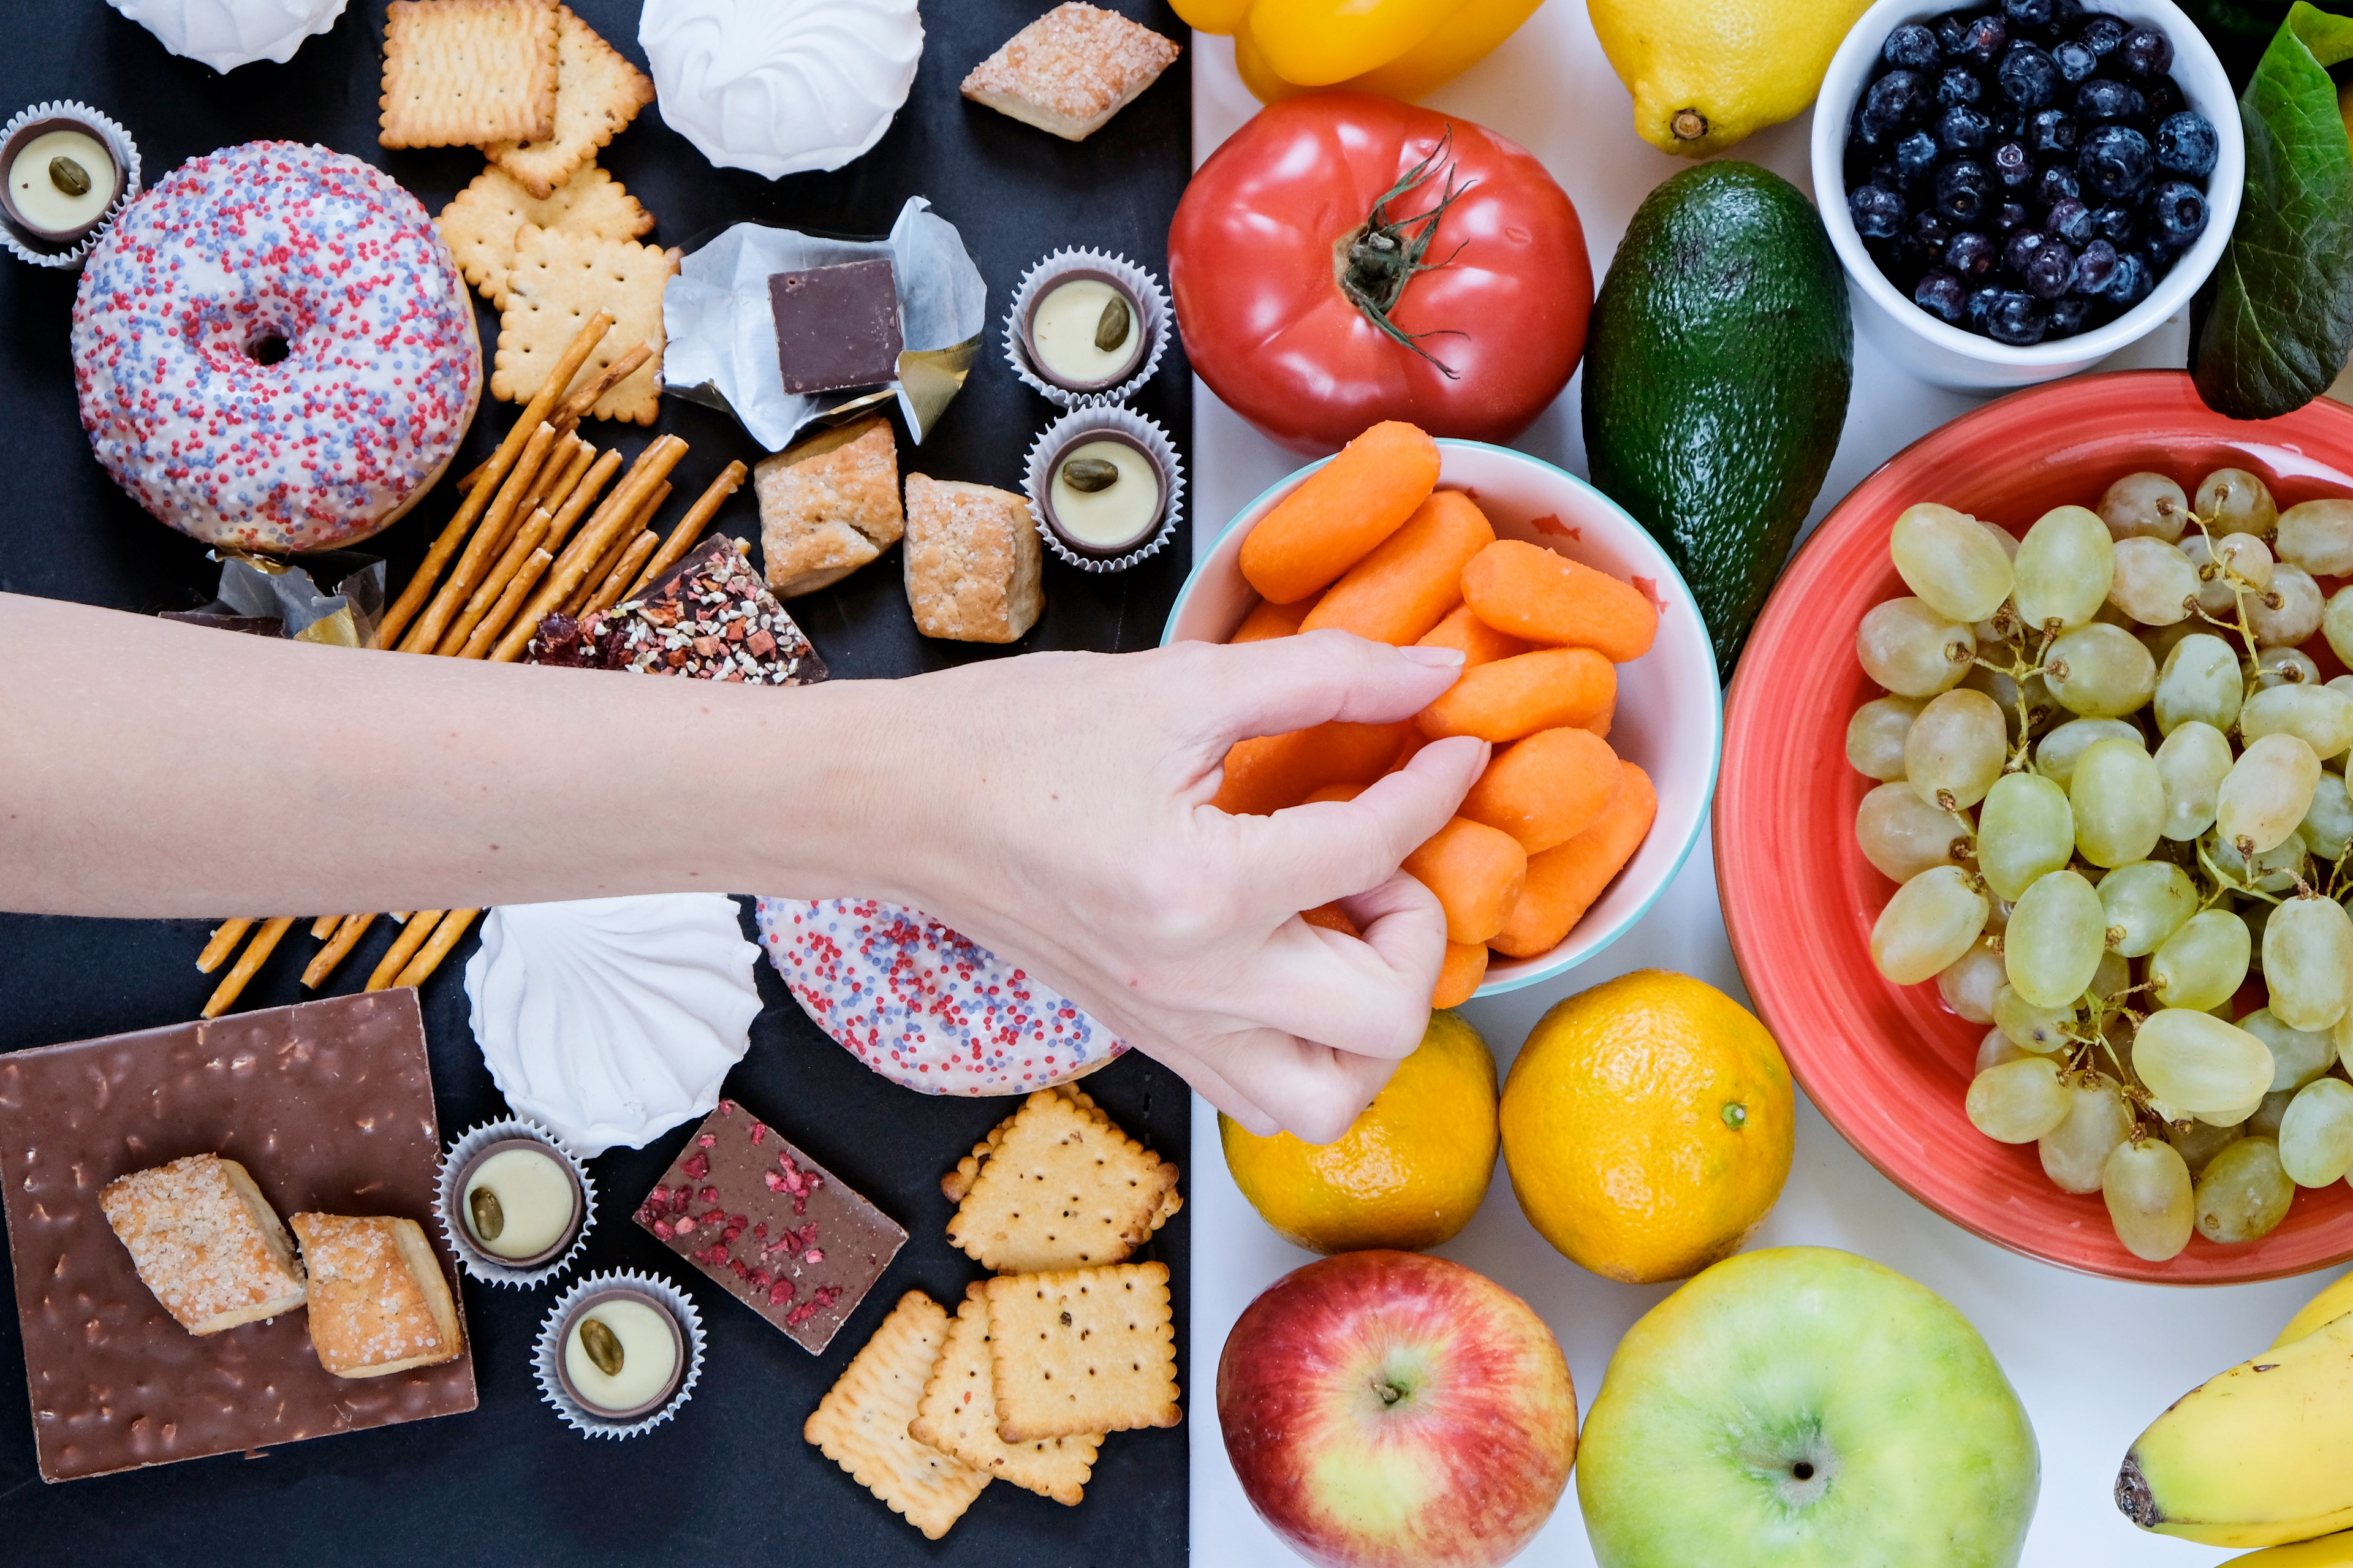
[104, 0, 350, 74]
[640, 0, 923, 180]
[464, 895, 763, 1157]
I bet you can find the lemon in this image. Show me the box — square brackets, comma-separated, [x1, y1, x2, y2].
[1221, 1010, 1498, 1254]
[1588, 0, 1874, 158]
[1501, 970, 1793, 1283]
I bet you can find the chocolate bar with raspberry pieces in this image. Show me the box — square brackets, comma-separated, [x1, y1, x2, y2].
[526, 534, 828, 685]
[632, 1099, 905, 1354]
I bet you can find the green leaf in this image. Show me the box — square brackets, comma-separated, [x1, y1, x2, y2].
[2194, 2, 2353, 420]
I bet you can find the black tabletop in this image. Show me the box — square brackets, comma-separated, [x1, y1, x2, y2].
[0, 2, 1195, 1562]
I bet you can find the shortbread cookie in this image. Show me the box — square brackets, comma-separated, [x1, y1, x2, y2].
[99, 1154, 308, 1335]
[379, 0, 559, 150]
[493, 225, 676, 423]
[290, 1213, 463, 1378]
[485, 5, 654, 198]
[984, 1263, 1180, 1442]
[754, 416, 904, 598]
[806, 1291, 991, 1540]
[439, 161, 653, 311]
[912, 1283, 1100, 1504]
[961, 3, 1180, 143]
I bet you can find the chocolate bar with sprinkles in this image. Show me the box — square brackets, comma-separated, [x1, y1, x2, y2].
[526, 534, 828, 684]
[633, 1100, 906, 1354]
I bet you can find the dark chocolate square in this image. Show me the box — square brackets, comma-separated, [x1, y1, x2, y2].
[770, 259, 904, 397]
[632, 1100, 905, 1354]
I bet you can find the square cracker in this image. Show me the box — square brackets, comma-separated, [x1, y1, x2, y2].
[945, 1088, 1179, 1271]
[912, 1284, 1101, 1504]
[806, 1290, 991, 1540]
[754, 416, 905, 599]
[380, 0, 559, 150]
[985, 1263, 1180, 1442]
[439, 161, 653, 311]
[493, 225, 676, 423]
[943, 1085, 1182, 1237]
[485, 6, 654, 199]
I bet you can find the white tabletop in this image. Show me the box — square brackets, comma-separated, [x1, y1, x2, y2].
[1182, 7, 2336, 1564]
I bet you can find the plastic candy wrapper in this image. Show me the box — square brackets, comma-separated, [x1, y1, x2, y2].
[160, 550, 385, 647]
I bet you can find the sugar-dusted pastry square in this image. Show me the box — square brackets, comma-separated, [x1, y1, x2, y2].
[961, 2, 1181, 143]
[755, 416, 905, 599]
[903, 474, 1043, 643]
[99, 1153, 308, 1335]
[290, 1213, 464, 1379]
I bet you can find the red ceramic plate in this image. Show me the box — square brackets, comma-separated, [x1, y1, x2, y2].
[1721, 371, 2353, 1284]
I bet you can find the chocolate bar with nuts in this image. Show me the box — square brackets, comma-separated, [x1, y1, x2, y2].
[633, 1100, 906, 1354]
[526, 534, 828, 685]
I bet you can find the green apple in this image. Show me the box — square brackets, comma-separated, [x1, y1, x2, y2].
[1577, 1246, 2037, 1568]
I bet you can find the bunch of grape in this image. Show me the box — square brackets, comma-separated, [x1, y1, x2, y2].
[1852, 468, 2353, 1261]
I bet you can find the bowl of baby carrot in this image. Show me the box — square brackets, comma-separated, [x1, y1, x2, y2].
[1166, 422, 1723, 1001]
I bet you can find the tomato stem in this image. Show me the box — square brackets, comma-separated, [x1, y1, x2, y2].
[1333, 128, 1476, 379]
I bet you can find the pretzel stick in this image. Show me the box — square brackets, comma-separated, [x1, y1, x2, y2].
[438, 506, 553, 656]
[457, 456, 488, 495]
[302, 912, 377, 988]
[496, 432, 578, 556]
[582, 532, 659, 619]
[195, 918, 255, 973]
[534, 440, 596, 530]
[395, 908, 480, 989]
[542, 447, 622, 560]
[366, 911, 445, 991]
[623, 460, 749, 601]
[378, 311, 613, 646]
[309, 914, 344, 941]
[567, 485, 669, 616]
[201, 916, 294, 1018]
[399, 420, 557, 654]
[555, 343, 651, 429]
[491, 437, 688, 662]
[460, 547, 555, 659]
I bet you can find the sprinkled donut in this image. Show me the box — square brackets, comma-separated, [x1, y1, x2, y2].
[756, 896, 1126, 1096]
[71, 141, 480, 553]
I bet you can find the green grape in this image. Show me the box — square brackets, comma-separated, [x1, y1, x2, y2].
[2277, 1077, 2353, 1186]
[2214, 531, 2276, 593]
[1904, 688, 2007, 809]
[2153, 634, 2243, 737]
[2142, 618, 2209, 673]
[2045, 623, 2158, 718]
[2100, 472, 2190, 541]
[1846, 694, 1923, 781]
[2134, 1009, 2277, 1116]
[1891, 502, 2015, 623]
[2097, 860, 2196, 956]
[2006, 869, 2106, 1007]
[2277, 498, 2353, 575]
[2333, 994, 2353, 1076]
[2155, 721, 2232, 842]
[1984, 894, 2012, 934]
[1871, 865, 1990, 985]
[2197, 1094, 2268, 1129]
[2194, 1136, 2294, 1244]
[2244, 900, 2273, 968]
[2238, 1008, 2338, 1093]
[2196, 468, 2279, 537]
[2325, 585, 2353, 669]
[1977, 1027, 2031, 1073]
[1977, 771, 2074, 901]
[2218, 733, 2324, 857]
[2013, 504, 2115, 633]
[2165, 1115, 2246, 1176]
[1993, 983, 2072, 1053]
[2241, 684, 2353, 762]
[2039, 1074, 2132, 1194]
[2088, 947, 2132, 1007]
[2071, 738, 2164, 867]
[2103, 1138, 2196, 1262]
[2262, 893, 2353, 1032]
[2252, 564, 2327, 648]
[1857, 597, 1976, 698]
[1855, 782, 1968, 884]
[2181, 532, 2240, 616]
[2300, 773, 2353, 860]
[2205, 828, 2309, 896]
[2248, 1088, 2295, 1138]
[1968, 1056, 2071, 1142]
[1937, 937, 2006, 1025]
[2257, 646, 2322, 690]
[2151, 909, 2253, 1012]
[1977, 519, 2020, 561]
[2107, 537, 2200, 626]
[2036, 716, 2145, 788]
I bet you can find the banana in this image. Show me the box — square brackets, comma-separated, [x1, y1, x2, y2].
[2275, 1271, 2353, 1349]
[2226, 1532, 2353, 1566]
[2117, 1311, 2353, 1548]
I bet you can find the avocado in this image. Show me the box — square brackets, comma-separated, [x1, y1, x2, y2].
[1582, 161, 1852, 680]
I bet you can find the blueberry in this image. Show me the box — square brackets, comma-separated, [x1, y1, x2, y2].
[1862, 68, 1932, 139]
[1934, 10, 1974, 54]
[2071, 237, 2118, 294]
[2004, 226, 2051, 275]
[2003, 0, 2053, 26]
[1850, 182, 1908, 240]
[2047, 195, 2094, 245]
[2157, 111, 2219, 177]
[1991, 138, 2034, 186]
[2035, 163, 2081, 206]
[1936, 158, 1993, 222]
[1938, 105, 1992, 153]
[2149, 180, 2208, 249]
[1895, 129, 1941, 181]
[2047, 296, 2093, 337]
[1965, 286, 2003, 332]
[2107, 249, 2153, 308]
[2079, 124, 2153, 200]
[2053, 38, 2097, 81]
[2026, 108, 2077, 155]
[2075, 78, 2145, 122]
[2025, 237, 2077, 298]
[2078, 15, 2126, 55]
[1999, 43, 2060, 108]
[1947, 228, 1999, 278]
[1904, 210, 1957, 268]
[1987, 290, 2049, 344]
[1916, 268, 1971, 324]
[2090, 203, 2139, 244]
[2143, 75, 2186, 120]
[1993, 199, 2031, 232]
[1870, 159, 1905, 191]
[2120, 24, 2172, 78]
[1938, 65, 1984, 106]
[1885, 23, 1942, 70]
[1957, 14, 2008, 68]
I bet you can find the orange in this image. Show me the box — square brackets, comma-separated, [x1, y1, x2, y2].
[1221, 1010, 1498, 1253]
[1501, 970, 1792, 1283]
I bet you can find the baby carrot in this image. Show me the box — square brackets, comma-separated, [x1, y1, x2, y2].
[1460, 727, 1623, 854]
[1403, 817, 1528, 945]
[1433, 941, 1488, 1007]
[1213, 721, 1409, 816]
[1462, 539, 1658, 662]
[1417, 603, 1529, 668]
[1231, 596, 1313, 643]
[1301, 489, 1495, 645]
[1302, 902, 1363, 937]
[1490, 762, 1657, 958]
[1303, 782, 1366, 804]
[1415, 646, 1616, 743]
[1239, 421, 1441, 605]
[1389, 727, 1431, 773]
[1582, 689, 1615, 740]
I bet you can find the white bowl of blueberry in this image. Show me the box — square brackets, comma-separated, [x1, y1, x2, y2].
[1811, 0, 2240, 390]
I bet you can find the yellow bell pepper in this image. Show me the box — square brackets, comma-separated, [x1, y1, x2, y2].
[1174, 0, 1543, 104]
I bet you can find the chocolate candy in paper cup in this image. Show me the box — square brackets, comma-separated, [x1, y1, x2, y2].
[1023, 404, 1182, 574]
[536, 1269, 705, 1439]
[1003, 247, 1170, 410]
[436, 1118, 595, 1289]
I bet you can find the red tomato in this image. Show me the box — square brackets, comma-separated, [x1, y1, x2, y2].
[1170, 93, 1591, 455]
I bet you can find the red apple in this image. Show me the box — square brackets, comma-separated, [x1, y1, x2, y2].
[1217, 1250, 1577, 1568]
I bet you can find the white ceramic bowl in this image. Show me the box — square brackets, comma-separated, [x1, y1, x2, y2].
[1811, 0, 2241, 390]
[1163, 440, 1723, 998]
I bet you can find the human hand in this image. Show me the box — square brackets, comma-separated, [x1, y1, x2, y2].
[839, 632, 1487, 1142]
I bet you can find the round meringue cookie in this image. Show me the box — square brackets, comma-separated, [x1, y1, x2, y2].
[756, 896, 1127, 1096]
[640, 0, 923, 179]
[105, 0, 351, 73]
